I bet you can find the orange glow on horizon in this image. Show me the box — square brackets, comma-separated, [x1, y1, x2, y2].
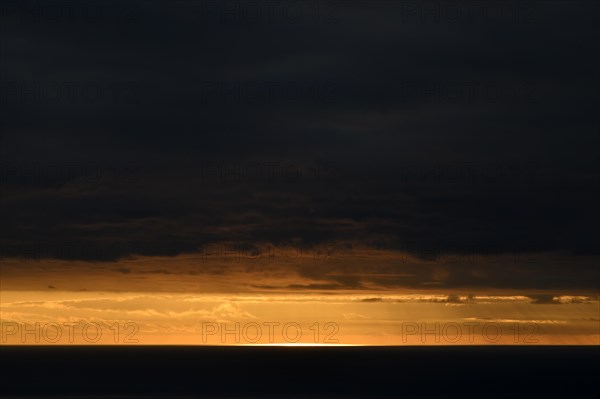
[1, 290, 598, 346]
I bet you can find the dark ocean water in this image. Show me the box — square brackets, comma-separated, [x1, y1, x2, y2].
[0, 346, 598, 398]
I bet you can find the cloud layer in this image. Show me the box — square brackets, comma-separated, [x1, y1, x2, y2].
[1, 1, 599, 294]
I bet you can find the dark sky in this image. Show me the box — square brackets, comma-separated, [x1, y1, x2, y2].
[1, 0, 599, 293]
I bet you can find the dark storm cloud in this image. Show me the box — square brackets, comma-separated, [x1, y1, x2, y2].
[1, 1, 599, 291]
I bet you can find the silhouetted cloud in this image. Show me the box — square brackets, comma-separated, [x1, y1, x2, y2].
[1, 1, 599, 294]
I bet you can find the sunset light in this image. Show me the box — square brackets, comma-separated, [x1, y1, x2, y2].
[1, 0, 598, 397]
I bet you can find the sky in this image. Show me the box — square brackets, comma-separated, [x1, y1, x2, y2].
[0, 0, 599, 345]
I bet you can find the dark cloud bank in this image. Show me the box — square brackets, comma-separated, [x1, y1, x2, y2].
[1, 1, 599, 291]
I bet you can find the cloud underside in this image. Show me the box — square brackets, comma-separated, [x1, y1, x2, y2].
[1, 1, 599, 295]
[1, 249, 598, 293]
